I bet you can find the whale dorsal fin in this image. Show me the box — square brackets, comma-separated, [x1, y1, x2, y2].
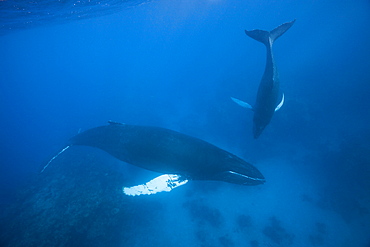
[275, 93, 285, 111]
[123, 174, 188, 196]
[108, 120, 124, 125]
[231, 97, 253, 111]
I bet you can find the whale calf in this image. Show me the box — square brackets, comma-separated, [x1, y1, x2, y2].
[232, 20, 295, 138]
[43, 121, 265, 196]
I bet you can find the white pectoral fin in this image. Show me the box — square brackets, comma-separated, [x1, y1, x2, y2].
[41, 146, 70, 173]
[275, 93, 285, 111]
[231, 97, 253, 110]
[123, 174, 188, 196]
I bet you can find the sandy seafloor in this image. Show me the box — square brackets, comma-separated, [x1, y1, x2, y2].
[1, 144, 368, 247]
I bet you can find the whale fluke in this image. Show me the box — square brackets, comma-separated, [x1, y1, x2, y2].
[245, 20, 296, 47]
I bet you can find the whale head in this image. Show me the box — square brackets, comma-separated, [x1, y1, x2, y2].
[253, 123, 266, 139]
[209, 155, 265, 185]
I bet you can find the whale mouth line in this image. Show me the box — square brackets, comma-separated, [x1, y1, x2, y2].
[228, 170, 266, 183]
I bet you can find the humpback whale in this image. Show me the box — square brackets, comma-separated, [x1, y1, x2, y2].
[232, 20, 295, 138]
[42, 121, 265, 196]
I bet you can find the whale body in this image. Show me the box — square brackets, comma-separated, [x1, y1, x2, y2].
[68, 121, 265, 186]
[232, 20, 295, 138]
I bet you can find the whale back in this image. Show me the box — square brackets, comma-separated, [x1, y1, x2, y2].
[69, 123, 265, 185]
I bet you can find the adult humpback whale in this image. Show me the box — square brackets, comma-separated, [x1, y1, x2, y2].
[232, 20, 295, 138]
[42, 121, 265, 196]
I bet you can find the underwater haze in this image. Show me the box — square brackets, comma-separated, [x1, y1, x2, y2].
[1, 0, 370, 246]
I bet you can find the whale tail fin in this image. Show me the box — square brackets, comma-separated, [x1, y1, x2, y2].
[245, 20, 295, 47]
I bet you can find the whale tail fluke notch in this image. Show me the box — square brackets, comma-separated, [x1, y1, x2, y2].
[245, 19, 296, 47]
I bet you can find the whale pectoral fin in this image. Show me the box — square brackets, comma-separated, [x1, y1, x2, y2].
[231, 97, 253, 110]
[123, 174, 188, 196]
[275, 93, 285, 111]
[41, 146, 70, 173]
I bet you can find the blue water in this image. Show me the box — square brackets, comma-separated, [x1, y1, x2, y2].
[1, 0, 370, 246]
